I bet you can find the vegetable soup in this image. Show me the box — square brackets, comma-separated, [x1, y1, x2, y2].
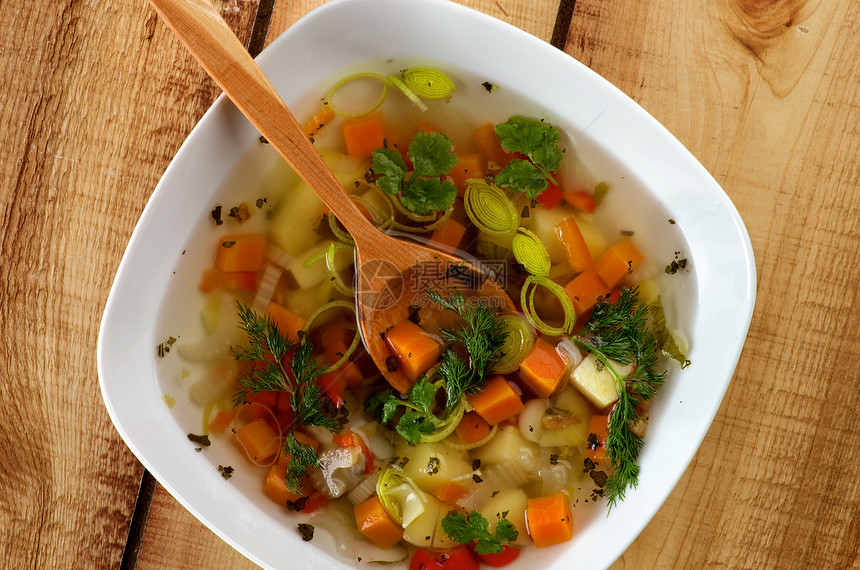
[157, 62, 690, 568]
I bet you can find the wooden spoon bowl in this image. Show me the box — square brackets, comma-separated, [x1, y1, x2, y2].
[148, 0, 515, 392]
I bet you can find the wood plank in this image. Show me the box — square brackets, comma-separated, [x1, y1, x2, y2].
[267, 0, 561, 48]
[565, 1, 860, 568]
[0, 0, 260, 569]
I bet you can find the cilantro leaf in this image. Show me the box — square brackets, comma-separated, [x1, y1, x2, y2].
[409, 130, 459, 177]
[370, 131, 457, 215]
[400, 177, 457, 215]
[494, 116, 563, 197]
[371, 148, 407, 195]
[441, 510, 518, 555]
[397, 410, 436, 444]
[364, 387, 394, 421]
[494, 158, 548, 199]
[408, 377, 437, 414]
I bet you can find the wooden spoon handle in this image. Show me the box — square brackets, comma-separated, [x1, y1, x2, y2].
[147, 0, 379, 242]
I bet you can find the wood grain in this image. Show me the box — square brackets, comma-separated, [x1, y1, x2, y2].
[0, 0, 260, 568]
[565, 0, 860, 568]
[3, 0, 859, 568]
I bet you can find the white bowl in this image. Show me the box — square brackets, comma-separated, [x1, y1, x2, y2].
[98, 0, 756, 568]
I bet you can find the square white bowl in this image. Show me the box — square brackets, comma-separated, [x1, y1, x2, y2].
[98, 0, 756, 568]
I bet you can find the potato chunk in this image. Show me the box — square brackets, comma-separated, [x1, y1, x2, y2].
[570, 353, 634, 409]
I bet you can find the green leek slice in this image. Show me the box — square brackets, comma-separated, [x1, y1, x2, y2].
[377, 466, 426, 525]
[385, 75, 428, 112]
[463, 179, 519, 236]
[491, 314, 537, 374]
[401, 67, 456, 101]
[520, 275, 576, 336]
[512, 228, 550, 276]
[301, 300, 360, 372]
[325, 72, 388, 118]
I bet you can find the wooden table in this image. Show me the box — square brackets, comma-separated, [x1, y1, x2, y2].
[2, 0, 859, 568]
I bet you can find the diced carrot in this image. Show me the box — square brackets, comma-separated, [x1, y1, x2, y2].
[416, 122, 442, 134]
[354, 496, 403, 548]
[199, 267, 258, 293]
[473, 123, 512, 168]
[266, 302, 306, 341]
[434, 481, 468, 506]
[245, 390, 278, 409]
[234, 418, 280, 464]
[317, 368, 346, 408]
[449, 153, 485, 194]
[262, 463, 313, 506]
[323, 338, 351, 365]
[564, 269, 611, 314]
[322, 337, 364, 389]
[455, 411, 492, 445]
[536, 182, 563, 209]
[585, 414, 610, 464]
[526, 492, 573, 548]
[384, 319, 442, 384]
[468, 375, 526, 425]
[208, 411, 234, 434]
[293, 490, 329, 514]
[563, 190, 596, 213]
[273, 391, 296, 433]
[595, 237, 644, 289]
[517, 339, 568, 398]
[342, 112, 386, 159]
[301, 104, 336, 138]
[214, 234, 267, 273]
[430, 217, 467, 250]
[555, 217, 594, 273]
[317, 315, 355, 350]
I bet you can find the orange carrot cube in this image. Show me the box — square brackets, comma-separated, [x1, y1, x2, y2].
[384, 319, 442, 383]
[564, 269, 611, 315]
[214, 234, 267, 273]
[518, 338, 567, 398]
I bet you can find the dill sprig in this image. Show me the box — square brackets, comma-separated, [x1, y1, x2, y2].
[573, 287, 666, 508]
[364, 290, 507, 444]
[425, 289, 508, 405]
[232, 303, 339, 493]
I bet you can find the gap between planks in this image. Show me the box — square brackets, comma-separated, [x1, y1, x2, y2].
[119, 0, 577, 567]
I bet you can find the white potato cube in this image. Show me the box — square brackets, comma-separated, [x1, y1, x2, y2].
[570, 353, 634, 409]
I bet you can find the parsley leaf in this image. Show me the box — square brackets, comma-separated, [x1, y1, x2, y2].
[371, 131, 458, 215]
[494, 159, 547, 199]
[371, 148, 407, 195]
[441, 510, 518, 555]
[397, 410, 437, 444]
[410, 130, 459, 177]
[364, 377, 438, 444]
[494, 116, 563, 198]
[408, 376, 437, 413]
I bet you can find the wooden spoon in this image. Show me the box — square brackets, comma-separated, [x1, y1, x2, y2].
[148, 0, 515, 393]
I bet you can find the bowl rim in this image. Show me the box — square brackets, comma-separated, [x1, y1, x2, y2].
[98, 0, 756, 568]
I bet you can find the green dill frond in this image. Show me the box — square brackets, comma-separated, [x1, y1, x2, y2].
[284, 432, 320, 491]
[231, 302, 339, 494]
[573, 287, 668, 508]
